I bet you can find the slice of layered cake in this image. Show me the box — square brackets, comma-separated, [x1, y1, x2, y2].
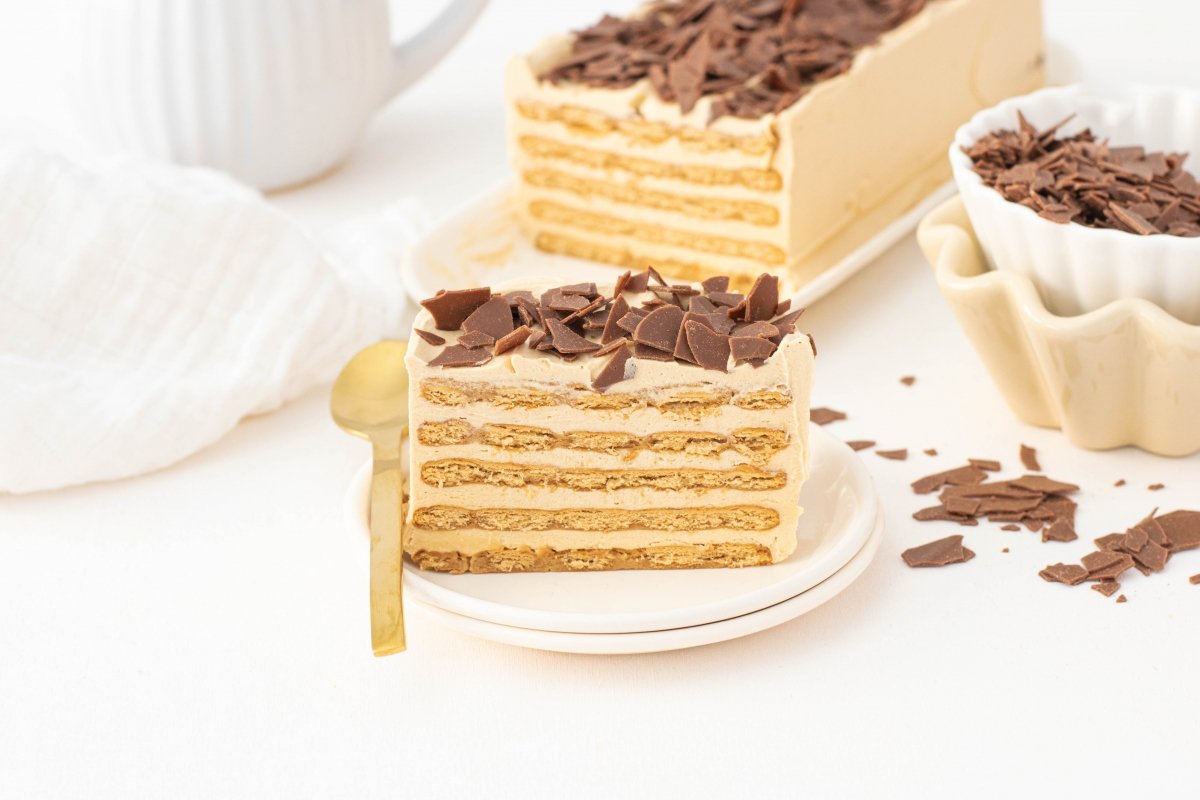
[506, 0, 1044, 289]
[405, 270, 814, 573]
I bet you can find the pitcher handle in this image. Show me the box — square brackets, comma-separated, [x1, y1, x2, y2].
[385, 0, 490, 102]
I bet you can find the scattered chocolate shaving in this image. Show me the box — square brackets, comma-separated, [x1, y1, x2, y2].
[414, 329, 446, 346]
[809, 407, 846, 426]
[1019, 444, 1040, 471]
[1000, 525, 1021, 532]
[1149, 483, 1165, 491]
[684, 320, 731, 372]
[461, 296, 515, 340]
[646, 266, 667, 287]
[846, 440, 875, 452]
[1002, 547, 1010, 553]
[911, 466, 986, 495]
[1114, 479, 1126, 487]
[968, 111, 1200, 238]
[900, 376, 916, 386]
[1095, 533, 1125, 552]
[456, 330, 495, 349]
[1091, 581, 1121, 598]
[923, 448, 938, 456]
[1189, 573, 1200, 585]
[902, 535, 975, 568]
[969, 459, 1002, 472]
[1042, 519, 1077, 543]
[427, 345, 493, 368]
[542, 0, 930, 121]
[591, 344, 634, 392]
[1039, 563, 1088, 586]
[420, 287, 492, 331]
[493, 325, 532, 356]
[700, 275, 729, 293]
[1010, 475, 1079, 495]
[1116, 595, 1127, 603]
[913, 506, 977, 526]
[876, 449, 908, 461]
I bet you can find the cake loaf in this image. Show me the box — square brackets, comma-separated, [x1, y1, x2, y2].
[506, 0, 1044, 289]
[405, 270, 814, 574]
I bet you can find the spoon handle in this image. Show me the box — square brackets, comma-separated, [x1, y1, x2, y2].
[369, 444, 406, 655]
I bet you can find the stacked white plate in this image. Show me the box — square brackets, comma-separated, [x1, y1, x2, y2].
[344, 424, 883, 654]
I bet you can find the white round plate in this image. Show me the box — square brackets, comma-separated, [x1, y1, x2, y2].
[344, 424, 881, 634]
[408, 512, 882, 655]
[400, 180, 955, 311]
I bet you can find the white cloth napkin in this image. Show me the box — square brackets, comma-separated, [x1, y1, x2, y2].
[0, 142, 424, 494]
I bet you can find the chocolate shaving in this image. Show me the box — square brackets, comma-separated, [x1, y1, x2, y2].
[1091, 581, 1121, 598]
[457, 330, 495, 349]
[546, 318, 601, 354]
[684, 320, 731, 371]
[902, 535, 976, 568]
[420, 287, 492, 331]
[591, 344, 634, 392]
[601, 295, 631, 344]
[633, 305, 685, 352]
[427, 344, 493, 368]
[701, 275, 729, 293]
[742, 273, 780, 322]
[414, 329, 446, 346]
[846, 440, 874, 451]
[876, 449, 908, 461]
[1042, 519, 1077, 543]
[625, 270, 650, 293]
[809, 407, 846, 426]
[730, 335, 777, 362]
[1148, 483, 1165, 491]
[969, 459, 1002, 472]
[1039, 563, 1088, 586]
[1019, 444, 1040, 471]
[493, 325, 532, 355]
[900, 375, 916, 386]
[461, 296, 515, 340]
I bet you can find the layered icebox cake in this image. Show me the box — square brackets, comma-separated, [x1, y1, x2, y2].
[506, 0, 1044, 289]
[405, 270, 814, 574]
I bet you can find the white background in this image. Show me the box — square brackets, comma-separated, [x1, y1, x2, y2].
[2, 1, 1199, 797]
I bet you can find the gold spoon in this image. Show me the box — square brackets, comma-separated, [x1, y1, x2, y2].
[331, 340, 410, 655]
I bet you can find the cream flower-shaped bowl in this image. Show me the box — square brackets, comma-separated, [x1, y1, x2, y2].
[917, 196, 1200, 457]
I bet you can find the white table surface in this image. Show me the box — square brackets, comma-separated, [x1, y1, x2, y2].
[2, 1, 1199, 797]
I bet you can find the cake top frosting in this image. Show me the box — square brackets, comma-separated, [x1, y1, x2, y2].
[967, 112, 1200, 237]
[415, 270, 810, 391]
[539, 0, 928, 121]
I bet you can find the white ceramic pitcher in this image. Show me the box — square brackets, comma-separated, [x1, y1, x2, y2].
[75, 0, 489, 190]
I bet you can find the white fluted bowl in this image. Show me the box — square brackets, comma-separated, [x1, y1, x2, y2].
[950, 83, 1200, 324]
